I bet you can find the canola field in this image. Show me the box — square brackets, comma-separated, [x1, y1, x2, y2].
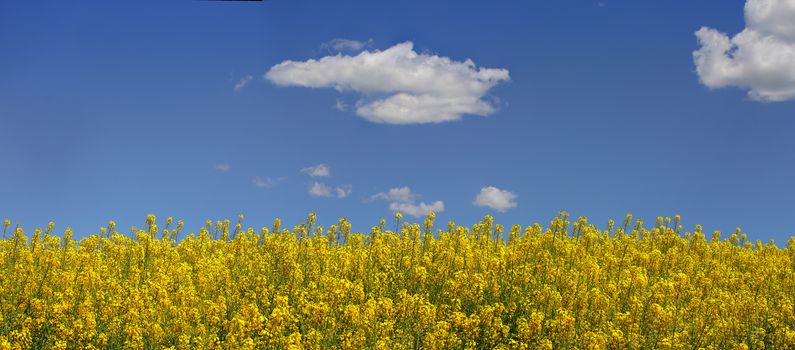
[0, 212, 794, 350]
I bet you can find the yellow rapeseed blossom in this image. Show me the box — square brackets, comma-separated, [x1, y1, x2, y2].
[0, 213, 793, 349]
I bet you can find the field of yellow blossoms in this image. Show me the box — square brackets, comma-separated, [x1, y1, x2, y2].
[1, 212, 794, 350]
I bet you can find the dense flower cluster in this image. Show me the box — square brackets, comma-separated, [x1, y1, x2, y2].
[1, 212, 794, 349]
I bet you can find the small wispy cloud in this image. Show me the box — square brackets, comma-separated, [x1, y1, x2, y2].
[309, 182, 332, 197]
[302, 164, 331, 178]
[253, 176, 287, 189]
[214, 163, 231, 173]
[473, 186, 518, 212]
[369, 186, 417, 203]
[335, 184, 353, 198]
[370, 186, 443, 218]
[389, 201, 445, 218]
[234, 74, 253, 92]
[322, 38, 374, 52]
[309, 181, 351, 198]
[334, 98, 348, 112]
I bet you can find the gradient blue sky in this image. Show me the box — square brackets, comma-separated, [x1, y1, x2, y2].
[2, 0, 794, 242]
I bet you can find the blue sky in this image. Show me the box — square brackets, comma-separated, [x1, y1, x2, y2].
[1, 0, 794, 242]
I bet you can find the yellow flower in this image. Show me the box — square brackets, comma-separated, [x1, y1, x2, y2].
[0, 212, 790, 348]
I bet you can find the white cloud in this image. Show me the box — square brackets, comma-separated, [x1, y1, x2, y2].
[302, 164, 331, 178]
[309, 182, 332, 197]
[694, 0, 795, 101]
[473, 186, 518, 212]
[214, 163, 230, 173]
[370, 186, 443, 218]
[335, 185, 353, 198]
[369, 186, 417, 202]
[266, 41, 510, 124]
[234, 75, 253, 92]
[303, 164, 348, 198]
[323, 38, 373, 52]
[309, 181, 351, 198]
[389, 201, 445, 218]
[334, 98, 348, 111]
[253, 176, 286, 189]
